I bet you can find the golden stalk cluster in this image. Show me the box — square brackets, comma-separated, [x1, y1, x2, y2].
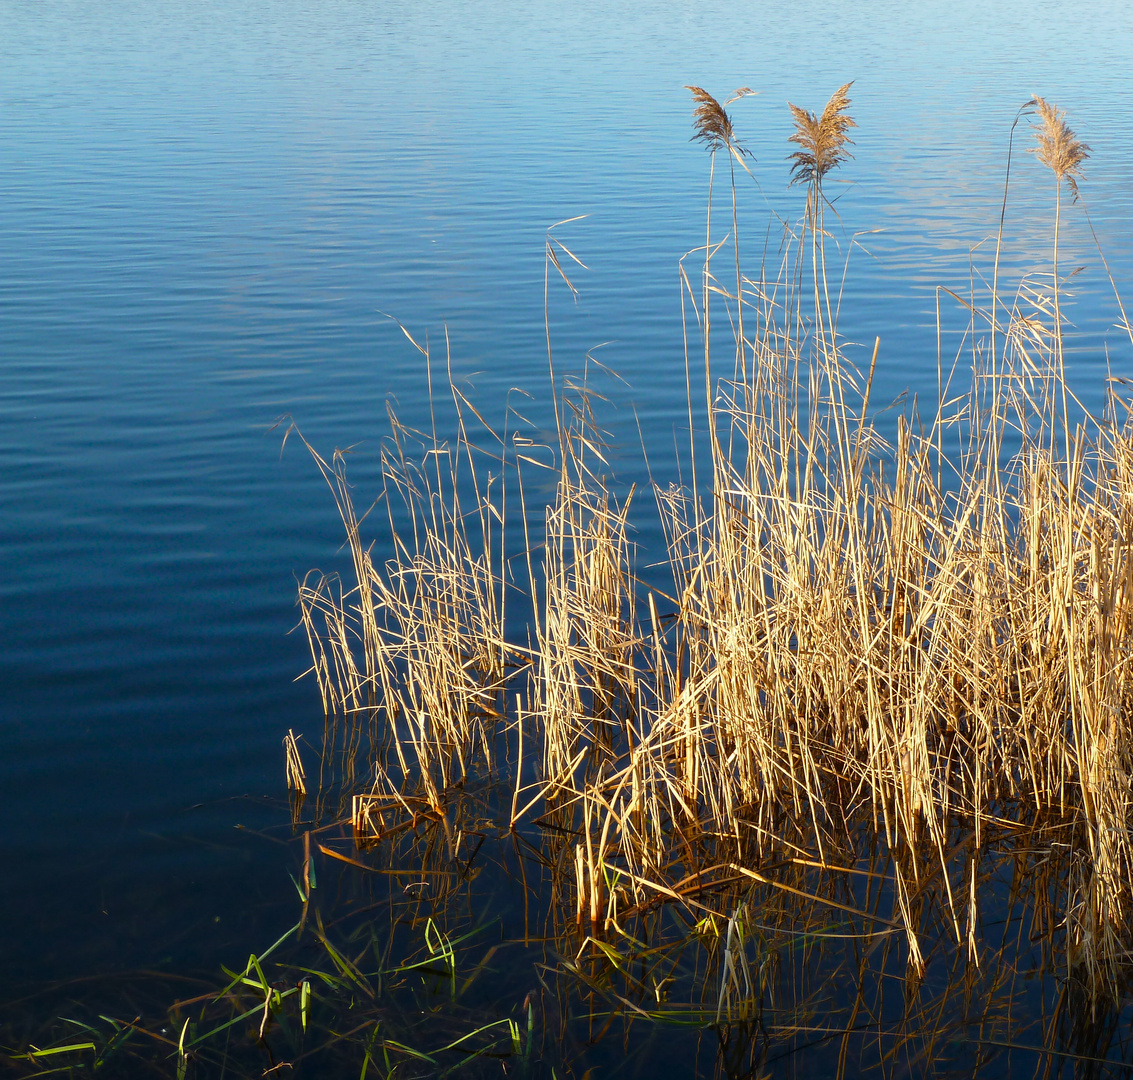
[294, 89, 1133, 996]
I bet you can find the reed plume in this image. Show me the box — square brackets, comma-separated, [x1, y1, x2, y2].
[1030, 94, 1090, 196]
[1027, 96, 1090, 467]
[686, 85, 733, 148]
[683, 85, 755, 479]
[685, 85, 753, 150]
[787, 81, 855, 187]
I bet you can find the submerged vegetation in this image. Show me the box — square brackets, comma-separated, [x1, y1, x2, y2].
[8, 87, 1133, 1078]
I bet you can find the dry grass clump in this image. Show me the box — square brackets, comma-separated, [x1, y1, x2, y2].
[293, 90, 1133, 1000]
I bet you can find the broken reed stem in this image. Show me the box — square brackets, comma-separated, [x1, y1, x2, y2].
[284, 729, 307, 796]
[294, 91, 1133, 995]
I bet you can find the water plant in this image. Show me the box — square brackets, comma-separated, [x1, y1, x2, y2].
[287, 80, 1133, 1036]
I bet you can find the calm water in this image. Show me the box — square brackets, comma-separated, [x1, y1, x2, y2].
[3, 0, 1133, 1065]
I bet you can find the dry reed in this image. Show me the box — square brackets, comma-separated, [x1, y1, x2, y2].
[787, 80, 855, 188]
[1030, 94, 1090, 196]
[292, 89, 1133, 1002]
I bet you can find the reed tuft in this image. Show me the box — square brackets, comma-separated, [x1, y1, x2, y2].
[685, 85, 739, 149]
[787, 81, 855, 187]
[1030, 94, 1090, 195]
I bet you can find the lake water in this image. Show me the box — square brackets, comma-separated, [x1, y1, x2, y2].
[4, 0, 1133, 1072]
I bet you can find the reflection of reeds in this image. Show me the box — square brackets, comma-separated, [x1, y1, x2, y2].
[161, 793, 1127, 1078]
[16, 791, 1130, 1077]
[292, 90, 1133, 1009]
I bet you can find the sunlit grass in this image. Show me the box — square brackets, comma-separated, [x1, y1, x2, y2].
[289, 88, 1133, 1006]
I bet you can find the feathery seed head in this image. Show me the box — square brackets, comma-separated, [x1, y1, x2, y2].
[686, 85, 737, 149]
[787, 81, 856, 187]
[1029, 96, 1090, 197]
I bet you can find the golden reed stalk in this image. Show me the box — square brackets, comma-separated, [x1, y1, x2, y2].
[294, 90, 1133, 997]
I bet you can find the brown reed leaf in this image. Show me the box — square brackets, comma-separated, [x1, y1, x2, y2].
[1029, 95, 1090, 197]
[787, 81, 856, 187]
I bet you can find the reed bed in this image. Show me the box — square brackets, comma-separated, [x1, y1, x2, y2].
[292, 86, 1133, 1009]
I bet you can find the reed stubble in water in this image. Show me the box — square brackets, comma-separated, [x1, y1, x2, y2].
[292, 86, 1133, 1020]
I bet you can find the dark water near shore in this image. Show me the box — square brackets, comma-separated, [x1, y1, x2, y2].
[4, 0, 1133, 1071]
